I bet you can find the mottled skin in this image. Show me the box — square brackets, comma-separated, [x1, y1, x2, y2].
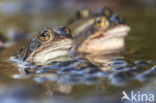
[13, 26, 73, 65]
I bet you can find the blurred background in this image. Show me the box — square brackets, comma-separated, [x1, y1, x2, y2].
[0, 0, 156, 103]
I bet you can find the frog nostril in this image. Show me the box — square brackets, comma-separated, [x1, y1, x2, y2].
[58, 26, 66, 32]
[60, 27, 65, 31]
[110, 14, 119, 22]
[57, 26, 70, 35]
[110, 14, 125, 24]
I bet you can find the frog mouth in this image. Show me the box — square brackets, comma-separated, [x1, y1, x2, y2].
[77, 24, 130, 55]
[103, 25, 131, 39]
[95, 25, 130, 52]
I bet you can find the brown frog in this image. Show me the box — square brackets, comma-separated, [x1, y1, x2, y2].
[71, 15, 130, 58]
[11, 26, 73, 65]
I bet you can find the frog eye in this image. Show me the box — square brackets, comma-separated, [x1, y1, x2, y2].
[95, 17, 108, 27]
[39, 29, 53, 41]
[57, 26, 71, 35]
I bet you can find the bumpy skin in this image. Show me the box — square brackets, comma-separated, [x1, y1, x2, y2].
[14, 26, 73, 65]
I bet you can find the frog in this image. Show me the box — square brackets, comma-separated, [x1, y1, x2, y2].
[11, 26, 73, 65]
[71, 15, 130, 61]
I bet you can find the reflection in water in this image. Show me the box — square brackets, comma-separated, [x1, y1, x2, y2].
[11, 54, 156, 98]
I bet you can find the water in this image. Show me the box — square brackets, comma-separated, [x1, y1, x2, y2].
[0, 0, 156, 103]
